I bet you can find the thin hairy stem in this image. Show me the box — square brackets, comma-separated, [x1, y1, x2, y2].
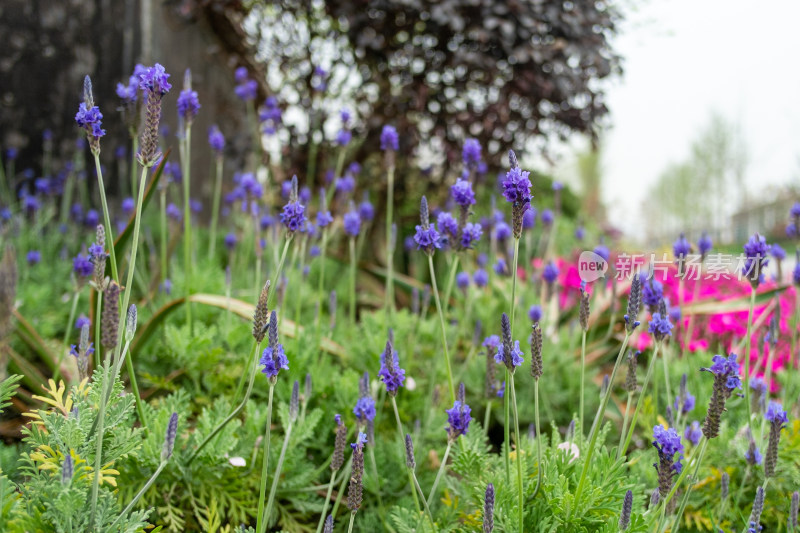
[109, 461, 167, 529]
[315, 470, 337, 533]
[385, 164, 395, 318]
[391, 397, 422, 513]
[349, 237, 357, 323]
[531, 379, 543, 498]
[92, 153, 119, 282]
[256, 384, 276, 533]
[209, 156, 224, 260]
[426, 441, 452, 508]
[262, 420, 294, 531]
[621, 341, 660, 458]
[427, 255, 455, 403]
[510, 376, 524, 532]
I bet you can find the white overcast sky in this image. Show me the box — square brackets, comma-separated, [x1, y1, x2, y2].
[594, 0, 800, 237]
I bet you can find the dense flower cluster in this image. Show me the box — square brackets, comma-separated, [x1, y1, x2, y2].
[378, 341, 406, 396]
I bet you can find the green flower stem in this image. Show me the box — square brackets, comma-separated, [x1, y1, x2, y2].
[427, 254, 455, 403]
[188, 340, 260, 465]
[347, 512, 356, 533]
[92, 152, 119, 282]
[658, 436, 708, 532]
[246, 100, 262, 163]
[115, 164, 151, 429]
[129, 137, 139, 201]
[411, 469, 437, 533]
[349, 237, 357, 324]
[504, 367, 510, 483]
[616, 392, 634, 460]
[732, 465, 750, 512]
[621, 340, 660, 458]
[88, 353, 114, 528]
[262, 419, 294, 532]
[579, 329, 587, 444]
[743, 287, 756, 430]
[315, 469, 337, 533]
[109, 460, 167, 529]
[426, 441, 452, 508]
[391, 396, 422, 514]
[181, 126, 193, 332]
[531, 379, 543, 498]
[441, 254, 460, 315]
[509, 375, 524, 532]
[330, 457, 353, 518]
[93, 292, 101, 368]
[510, 237, 521, 330]
[159, 185, 167, 284]
[256, 384, 276, 533]
[208, 155, 224, 260]
[574, 332, 631, 509]
[385, 164, 395, 318]
[483, 400, 492, 436]
[294, 236, 307, 356]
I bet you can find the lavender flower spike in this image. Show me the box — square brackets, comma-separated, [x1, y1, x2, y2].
[259, 311, 288, 382]
[378, 340, 406, 396]
[619, 489, 633, 530]
[323, 515, 334, 533]
[624, 274, 642, 333]
[414, 196, 441, 254]
[653, 425, 684, 501]
[742, 233, 771, 288]
[347, 432, 367, 512]
[280, 175, 306, 233]
[75, 76, 106, 154]
[137, 64, 172, 167]
[483, 483, 495, 533]
[445, 385, 472, 442]
[701, 353, 741, 439]
[497, 312, 524, 371]
[748, 486, 765, 533]
[331, 415, 347, 471]
[161, 412, 179, 461]
[101, 282, 120, 350]
[404, 434, 416, 470]
[502, 150, 533, 238]
[764, 401, 788, 478]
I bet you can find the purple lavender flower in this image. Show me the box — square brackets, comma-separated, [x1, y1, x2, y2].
[334, 174, 355, 194]
[75, 103, 106, 142]
[653, 425, 684, 499]
[138, 64, 172, 166]
[641, 275, 664, 312]
[161, 278, 172, 294]
[353, 396, 376, 423]
[208, 125, 225, 154]
[224, 232, 237, 251]
[378, 341, 406, 396]
[280, 177, 307, 233]
[234, 73, 258, 101]
[336, 129, 352, 147]
[73, 252, 93, 278]
[522, 207, 536, 229]
[451, 178, 476, 207]
[260, 312, 289, 380]
[26, 250, 41, 265]
[497, 312, 524, 371]
[177, 88, 200, 121]
[575, 226, 585, 240]
[139, 63, 171, 96]
[771, 243, 786, 261]
[456, 271, 470, 291]
[684, 421, 702, 446]
[765, 401, 788, 477]
[166, 203, 181, 222]
[541, 209, 554, 226]
[358, 197, 375, 223]
[529, 305, 543, 323]
[495, 340, 524, 369]
[380, 125, 399, 151]
[745, 440, 762, 465]
[437, 212, 458, 241]
[673, 233, 691, 262]
[698, 232, 713, 258]
[463, 138, 482, 166]
[673, 390, 695, 415]
[122, 197, 135, 215]
[75, 314, 90, 330]
[445, 398, 472, 442]
[542, 262, 559, 285]
[343, 209, 361, 237]
[701, 353, 741, 438]
[594, 244, 610, 262]
[493, 259, 508, 276]
[259, 96, 282, 134]
[474, 268, 489, 288]
[494, 221, 512, 242]
[501, 166, 532, 205]
[413, 196, 441, 254]
[742, 233, 770, 288]
[461, 222, 483, 249]
[648, 313, 673, 341]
